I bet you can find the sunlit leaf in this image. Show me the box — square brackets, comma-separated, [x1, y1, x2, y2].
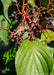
[15, 40, 53, 75]
[41, 29, 54, 42]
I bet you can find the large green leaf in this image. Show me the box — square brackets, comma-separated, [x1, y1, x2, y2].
[50, 58, 54, 75]
[15, 40, 53, 75]
[0, 0, 16, 42]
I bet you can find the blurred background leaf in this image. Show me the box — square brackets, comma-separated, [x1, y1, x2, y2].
[2, 47, 16, 72]
[28, 0, 35, 4]
[0, 0, 16, 42]
[39, 0, 48, 7]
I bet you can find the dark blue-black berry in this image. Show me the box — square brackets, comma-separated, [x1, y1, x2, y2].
[31, 15, 35, 19]
[15, 19, 18, 23]
[24, 29, 27, 32]
[8, 36, 11, 39]
[16, 34, 19, 36]
[2, 19, 5, 21]
[36, 26, 40, 30]
[13, 11, 16, 14]
[8, 30, 11, 33]
[28, 33, 30, 36]
[13, 29, 16, 32]
[35, 23, 37, 26]
[11, 1, 16, 4]
[46, 18, 49, 21]
[5, 42, 8, 46]
[32, 26, 37, 31]
[47, 21, 52, 25]
[49, 17, 52, 20]
[18, 37, 21, 41]
[28, 4, 33, 8]
[31, 9, 34, 14]
[38, 30, 41, 34]
[11, 39, 14, 42]
[41, 29, 44, 33]
[31, 11, 34, 14]
[42, 11, 46, 15]
[11, 14, 15, 17]
[51, 4, 54, 8]
[27, 29, 30, 32]
[16, 42, 20, 46]
[21, 31, 25, 34]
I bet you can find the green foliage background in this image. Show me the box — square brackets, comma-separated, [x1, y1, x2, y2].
[0, 0, 54, 75]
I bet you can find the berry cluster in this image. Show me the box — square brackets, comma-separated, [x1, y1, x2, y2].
[0, 0, 54, 50]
